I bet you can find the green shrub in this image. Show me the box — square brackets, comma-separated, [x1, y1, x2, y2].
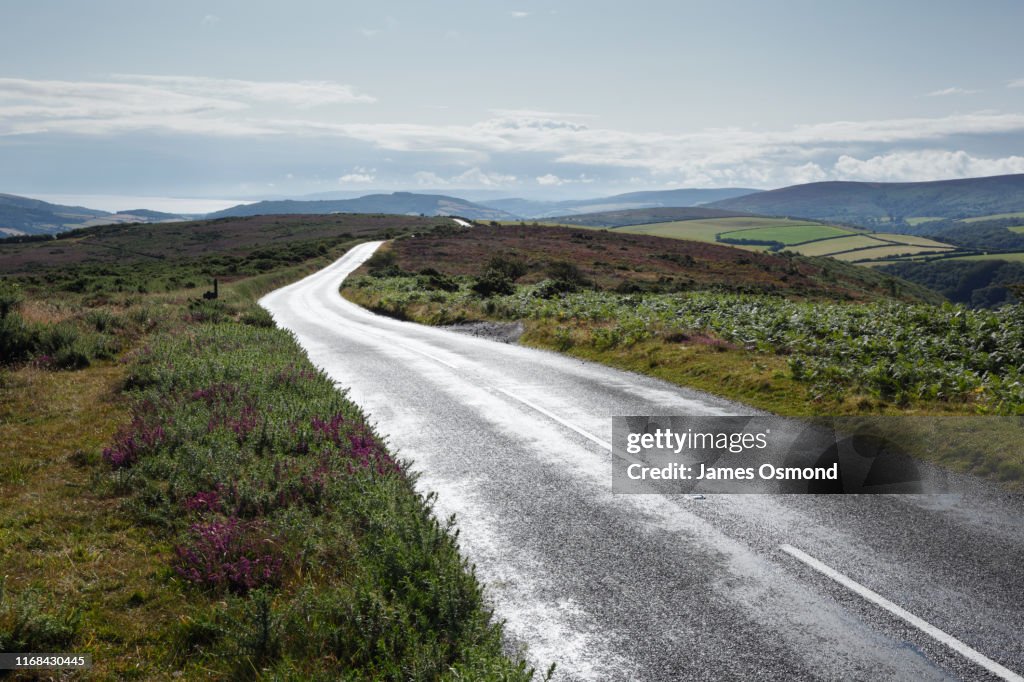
[0, 313, 36, 363]
[0, 582, 81, 652]
[0, 279, 23, 318]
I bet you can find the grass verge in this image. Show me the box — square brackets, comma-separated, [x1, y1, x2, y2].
[341, 238, 1024, 485]
[1, 228, 542, 679]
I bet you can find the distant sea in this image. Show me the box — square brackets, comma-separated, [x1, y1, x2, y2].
[26, 193, 254, 215]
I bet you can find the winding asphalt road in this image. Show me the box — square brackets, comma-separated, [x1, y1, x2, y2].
[261, 241, 1024, 681]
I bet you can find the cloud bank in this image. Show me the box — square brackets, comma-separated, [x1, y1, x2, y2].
[3, 75, 1024, 192]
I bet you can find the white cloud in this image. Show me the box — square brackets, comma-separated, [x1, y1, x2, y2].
[452, 167, 517, 187]
[111, 74, 375, 106]
[339, 167, 376, 183]
[926, 87, 978, 96]
[833, 150, 1024, 182]
[510, 11, 530, 18]
[6, 75, 1024, 188]
[414, 171, 448, 185]
[0, 75, 375, 137]
[1009, 78, 1024, 88]
[201, 14, 220, 27]
[359, 27, 380, 38]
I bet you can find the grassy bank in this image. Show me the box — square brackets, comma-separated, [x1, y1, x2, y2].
[1, 223, 540, 679]
[339, 229, 1024, 484]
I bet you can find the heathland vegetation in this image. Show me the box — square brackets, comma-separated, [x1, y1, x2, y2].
[0, 216, 541, 679]
[341, 224, 1024, 483]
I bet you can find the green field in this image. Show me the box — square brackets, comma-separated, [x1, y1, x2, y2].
[873, 233, 952, 247]
[962, 212, 1024, 223]
[718, 224, 854, 245]
[611, 216, 855, 245]
[906, 217, 944, 225]
[791, 235, 889, 256]
[612, 219, 735, 243]
[1011, 226, 1024, 234]
[543, 214, 962, 264]
[943, 251, 1024, 262]
[809, 234, 957, 263]
[833, 244, 957, 262]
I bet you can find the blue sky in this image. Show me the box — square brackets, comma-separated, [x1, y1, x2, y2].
[3, 0, 1024, 208]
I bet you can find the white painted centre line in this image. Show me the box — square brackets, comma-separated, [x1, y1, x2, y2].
[780, 544, 1024, 682]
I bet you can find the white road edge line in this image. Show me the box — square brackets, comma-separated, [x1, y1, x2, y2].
[779, 544, 1024, 682]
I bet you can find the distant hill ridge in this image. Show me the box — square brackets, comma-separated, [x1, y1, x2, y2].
[544, 206, 754, 227]
[479, 187, 761, 219]
[206, 192, 517, 222]
[708, 174, 1024, 227]
[0, 193, 189, 236]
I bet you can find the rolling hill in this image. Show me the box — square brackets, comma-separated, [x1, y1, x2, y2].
[207, 192, 516, 221]
[708, 174, 1024, 227]
[1, 193, 110, 235]
[478, 187, 761, 219]
[0, 213, 449, 275]
[542, 206, 753, 227]
[0, 193, 189, 236]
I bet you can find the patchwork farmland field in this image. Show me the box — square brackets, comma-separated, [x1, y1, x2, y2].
[831, 244, 957, 261]
[610, 219, 735, 243]
[718, 223, 853, 245]
[962, 212, 1024, 223]
[790, 235, 887, 256]
[556, 212, 961, 264]
[943, 251, 1024, 262]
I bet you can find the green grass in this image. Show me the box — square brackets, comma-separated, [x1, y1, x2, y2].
[342, 274, 1024, 484]
[558, 217, 963, 265]
[1, 224, 540, 679]
[1010, 226, 1024, 235]
[344, 274, 1024, 411]
[872, 233, 954, 247]
[790, 235, 890, 256]
[602, 217, 842, 244]
[610, 220, 729, 243]
[906, 217, 945, 225]
[98, 304, 532, 679]
[943, 251, 1024, 262]
[962, 212, 1024, 223]
[718, 224, 857, 245]
[782, 234, 956, 258]
[835, 244, 956, 262]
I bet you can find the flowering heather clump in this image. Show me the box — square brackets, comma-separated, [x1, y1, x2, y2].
[190, 382, 241, 407]
[174, 517, 283, 593]
[310, 413, 346, 442]
[102, 415, 166, 469]
[272, 364, 319, 388]
[227, 404, 260, 443]
[310, 413, 402, 476]
[183, 487, 223, 514]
